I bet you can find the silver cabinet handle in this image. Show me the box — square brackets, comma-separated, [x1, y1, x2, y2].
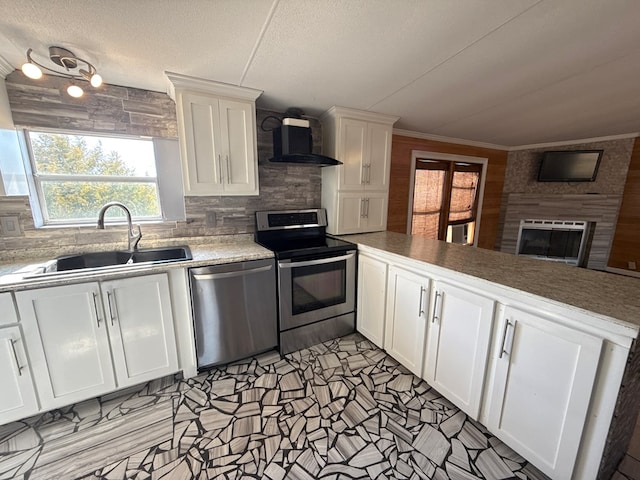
[360, 198, 365, 218]
[9, 339, 23, 376]
[418, 286, 426, 317]
[499, 319, 514, 358]
[366, 164, 372, 184]
[217, 154, 223, 183]
[365, 198, 370, 218]
[279, 252, 355, 269]
[432, 291, 441, 323]
[106, 291, 117, 326]
[193, 264, 273, 280]
[92, 292, 102, 327]
[226, 155, 231, 184]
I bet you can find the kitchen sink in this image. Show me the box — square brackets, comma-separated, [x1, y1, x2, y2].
[33, 246, 192, 276]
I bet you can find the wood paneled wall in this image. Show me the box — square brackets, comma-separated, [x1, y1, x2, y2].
[608, 137, 640, 271]
[388, 135, 508, 250]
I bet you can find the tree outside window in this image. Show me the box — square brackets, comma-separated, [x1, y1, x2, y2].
[27, 131, 161, 224]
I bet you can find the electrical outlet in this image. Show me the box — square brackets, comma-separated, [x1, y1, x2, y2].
[0, 215, 22, 237]
[628, 261, 637, 270]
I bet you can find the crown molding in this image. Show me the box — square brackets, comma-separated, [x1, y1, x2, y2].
[0, 55, 14, 78]
[164, 71, 262, 102]
[508, 132, 640, 151]
[392, 128, 509, 151]
[321, 106, 400, 126]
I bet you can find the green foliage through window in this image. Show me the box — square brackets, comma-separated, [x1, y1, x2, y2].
[28, 132, 161, 223]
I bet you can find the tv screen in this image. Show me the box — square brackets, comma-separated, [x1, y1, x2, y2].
[538, 150, 603, 182]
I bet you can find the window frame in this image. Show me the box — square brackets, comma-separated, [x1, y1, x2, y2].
[23, 128, 164, 226]
[407, 151, 488, 246]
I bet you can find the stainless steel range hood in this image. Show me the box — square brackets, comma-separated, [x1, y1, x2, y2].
[269, 118, 342, 166]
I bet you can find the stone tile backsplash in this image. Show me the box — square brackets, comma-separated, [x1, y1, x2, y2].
[1, 73, 323, 263]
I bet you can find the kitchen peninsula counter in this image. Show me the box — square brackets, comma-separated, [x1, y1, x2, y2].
[346, 231, 640, 334]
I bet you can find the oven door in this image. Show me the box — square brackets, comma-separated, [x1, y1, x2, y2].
[278, 250, 356, 331]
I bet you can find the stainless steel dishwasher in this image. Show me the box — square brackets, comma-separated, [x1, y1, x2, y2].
[189, 258, 278, 369]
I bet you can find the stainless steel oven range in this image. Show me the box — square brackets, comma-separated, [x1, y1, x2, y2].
[255, 208, 356, 354]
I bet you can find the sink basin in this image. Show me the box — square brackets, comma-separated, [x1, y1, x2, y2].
[47, 246, 192, 274]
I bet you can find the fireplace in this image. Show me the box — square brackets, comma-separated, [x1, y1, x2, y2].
[516, 219, 590, 266]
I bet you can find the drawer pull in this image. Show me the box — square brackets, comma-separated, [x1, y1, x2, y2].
[107, 291, 117, 326]
[499, 319, 514, 358]
[432, 291, 441, 323]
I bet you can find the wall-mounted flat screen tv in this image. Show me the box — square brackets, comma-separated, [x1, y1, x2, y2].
[538, 150, 603, 182]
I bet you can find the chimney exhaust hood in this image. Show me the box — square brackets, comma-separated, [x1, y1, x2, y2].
[269, 115, 342, 166]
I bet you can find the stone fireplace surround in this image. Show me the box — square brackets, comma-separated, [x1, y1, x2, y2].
[500, 193, 622, 270]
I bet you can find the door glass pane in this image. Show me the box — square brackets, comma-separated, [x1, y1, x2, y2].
[291, 261, 346, 315]
[411, 169, 445, 239]
[449, 170, 479, 223]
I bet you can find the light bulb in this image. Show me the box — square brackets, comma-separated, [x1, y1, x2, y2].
[90, 73, 102, 88]
[21, 62, 42, 79]
[67, 85, 84, 98]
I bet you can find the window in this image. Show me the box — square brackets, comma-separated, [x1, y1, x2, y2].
[25, 130, 162, 225]
[411, 159, 482, 245]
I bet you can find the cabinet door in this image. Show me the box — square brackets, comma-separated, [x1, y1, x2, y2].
[0, 292, 18, 325]
[384, 266, 430, 376]
[218, 99, 258, 195]
[338, 118, 367, 190]
[16, 284, 115, 409]
[357, 254, 388, 348]
[366, 122, 392, 190]
[102, 274, 178, 388]
[362, 193, 388, 232]
[179, 92, 224, 195]
[486, 306, 602, 479]
[423, 282, 495, 419]
[335, 192, 366, 234]
[0, 326, 39, 425]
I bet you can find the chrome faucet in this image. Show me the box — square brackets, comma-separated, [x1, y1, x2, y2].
[97, 202, 142, 252]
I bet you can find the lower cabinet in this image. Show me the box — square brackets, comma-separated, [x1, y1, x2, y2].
[423, 281, 495, 419]
[356, 253, 388, 348]
[485, 305, 603, 480]
[0, 325, 39, 424]
[384, 265, 430, 376]
[16, 273, 178, 412]
[335, 192, 388, 234]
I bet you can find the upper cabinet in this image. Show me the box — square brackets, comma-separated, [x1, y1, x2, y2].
[321, 106, 399, 235]
[166, 72, 262, 196]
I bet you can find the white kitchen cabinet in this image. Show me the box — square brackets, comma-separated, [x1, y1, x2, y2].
[356, 253, 388, 348]
[15, 274, 179, 412]
[166, 72, 262, 196]
[101, 274, 178, 387]
[321, 106, 398, 234]
[0, 325, 39, 425]
[0, 292, 18, 325]
[334, 191, 388, 235]
[17, 283, 116, 409]
[384, 265, 430, 376]
[485, 305, 603, 479]
[423, 281, 495, 419]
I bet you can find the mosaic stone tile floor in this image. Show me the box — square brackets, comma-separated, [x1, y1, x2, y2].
[0, 334, 551, 480]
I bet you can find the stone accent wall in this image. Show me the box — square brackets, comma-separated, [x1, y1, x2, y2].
[6, 71, 178, 138]
[1, 73, 322, 262]
[497, 138, 634, 267]
[499, 193, 622, 270]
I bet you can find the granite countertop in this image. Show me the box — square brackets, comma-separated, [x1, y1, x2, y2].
[0, 237, 274, 292]
[345, 231, 640, 333]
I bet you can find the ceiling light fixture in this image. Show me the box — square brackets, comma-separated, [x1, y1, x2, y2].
[21, 46, 103, 97]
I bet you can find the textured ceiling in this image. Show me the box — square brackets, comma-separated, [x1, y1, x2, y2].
[0, 0, 639, 147]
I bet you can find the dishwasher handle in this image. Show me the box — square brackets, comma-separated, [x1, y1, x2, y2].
[192, 264, 273, 280]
